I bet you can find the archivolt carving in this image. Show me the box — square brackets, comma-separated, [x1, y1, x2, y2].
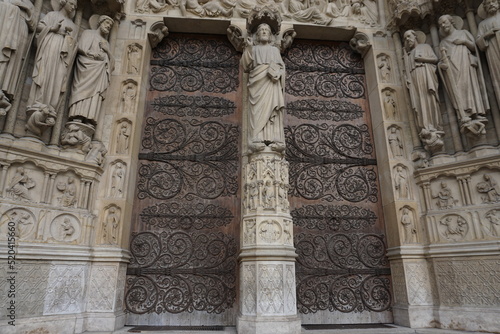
[140, 202, 233, 229]
[291, 204, 377, 231]
[126, 231, 237, 314]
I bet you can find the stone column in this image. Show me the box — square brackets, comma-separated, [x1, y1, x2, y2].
[238, 149, 301, 334]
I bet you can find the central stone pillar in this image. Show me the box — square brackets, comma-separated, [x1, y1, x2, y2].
[238, 149, 301, 334]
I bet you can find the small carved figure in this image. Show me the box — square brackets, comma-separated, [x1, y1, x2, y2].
[25, 103, 57, 137]
[378, 54, 391, 82]
[6, 167, 36, 201]
[136, 0, 172, 13]
[244, 220, 256, 244]
[56, 177, 77, 207]
[85, 141, 107, 165]
[278, 183, 289, 210]
[383, 90, 396, 119]
[121, 81, 137, 114]
[102, 207, 120, 245]
[282, 0, 332, 25]
[68, 15, 115, 127]
[401, 208, 417, 243]
[440, 216, 468, 239]
[0, 90, 12, 116]
[110, 163, 125, 197]
[477, 0, 500, 107]
[485, 210, 500, 236]
[249, 183, 259, 210]
[6, 209, 33, 238]
[116, 122, 130, 154]
[28, 0, 78, 110]
[262, 180, 275, 209]
[388, 127, 403, 158]
[241, 23, 286, 152]
[438, 15, 489, 137]
[0, 0, 35, 98]
[347, 0, 377, 26]
[403, 30, 443, 151]
[60, 124, 92, 152]
[432, 182, 458, 209]
[127, 44, 141, 75]
[419, 125, 444, 153]
[60, 217, 75, 241]
[283, 220, 292, 244]
[394, 166, 409, 199]
[477, 174, 500, 203]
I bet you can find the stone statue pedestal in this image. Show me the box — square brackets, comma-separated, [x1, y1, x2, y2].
[238, 149, 301, 334]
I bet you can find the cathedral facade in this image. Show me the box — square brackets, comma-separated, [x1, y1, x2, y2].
[0, 0, 499, 333]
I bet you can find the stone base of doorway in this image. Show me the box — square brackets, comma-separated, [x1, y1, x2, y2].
[82, 325, 498, 334]
[237, 315, 302, 334]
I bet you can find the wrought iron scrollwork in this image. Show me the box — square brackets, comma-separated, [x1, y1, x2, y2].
[286, 123, 377, 202]
[295, 232, 391, 314]
[152, 95, 236, 118]
[126, 231, 237, 314]
[138, 118, 238, 200]
[291, 204, 377, 231]
[287, 99, 364, 121]
[140, 203, 234, 230]
[150, 36, 239, 93]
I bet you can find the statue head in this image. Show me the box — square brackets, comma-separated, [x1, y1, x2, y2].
[483, 0, 500, 15]
[255, 23, 273, 44]
[98, 15, 114, 35]
[403, 30, 417, 50]
[438, 15, 455, 36]
[60, 0, 77, 18]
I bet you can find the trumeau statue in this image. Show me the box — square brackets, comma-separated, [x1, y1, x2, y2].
[68, 15, 115, 127]
[241, 22, 286, 152]
[403, 30, 444, 153]
[477, 0, 500, 106]
[0, 0, 35, 100]
[28, 0, 78, 110]
[438, 15, 489, 137]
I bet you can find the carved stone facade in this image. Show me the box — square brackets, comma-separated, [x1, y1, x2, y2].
[1, 0, 500, 333]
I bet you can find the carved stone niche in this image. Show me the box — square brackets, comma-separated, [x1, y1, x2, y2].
[387, 124, 404, 159]
[126, 43, 143, 75]
[114, 119, 132, 155]
[4, 163, 43, 203]
[399, 206, 418, 244]
[430, 177, 460, 210]
[377, 53, 392, 83]
[120, 79, 138, 115]
[109, 160, 127, 198]
[52, 172, 80, 208]
[382, 87, 398, 120]
[393, 164, 412, 200]
[100, 205, 121, 246]
[49, 213, 81, 243]
[0, 207, 36, 241]
[437, 213, 470, 242]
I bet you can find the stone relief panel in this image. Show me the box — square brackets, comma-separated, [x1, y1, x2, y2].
[44, 263, 88, 315]
[241, 264, 257, 315]
[120, 80, 138, 115]
[100, 205, 121, 245]
[126, 43, 143, 75]
[430, 178, 460, 210]
[434, 258, 500, 307]
[404, 261, 437, 306]
[284, 264, 296, 313]
[437, 214, 470, 242]
[483, 209, 500, 238]
[109, 161, 126, 198]
[258, 220, 282, 244]
[377, 53, 392, 83]
[115, 264, 127, 312]
[258, 264, 284, 314]
[389, 261, 408, 306]
[5, 165, 42, 202]
[400, 206, 417, 244]
[474, 172, 500, 204]
[243, 219, 256, 245]
[14, 262, 51, 320]
[54, 174, 79, 208]
[49, 214, 81, 243]
[0, 207, 36, 240]
[115, 120, 132, 155]
[87, 264, 118, 312]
